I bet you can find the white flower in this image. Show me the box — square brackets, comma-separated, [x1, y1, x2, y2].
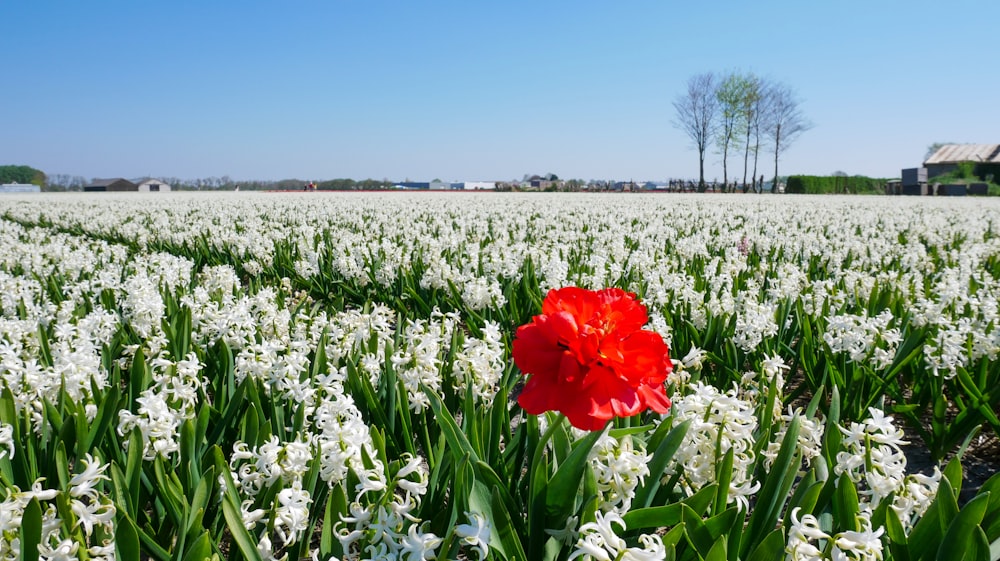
[399, 524, 442, 561]
[455, 511, 491, 560]
[569, 512, 665, 561]
[669, 382, 760, 510]
[274, 479, 312, 546]
[786, 508, 830, 561]
[0, 423, 14, 460]
[589, 433, 651, 513]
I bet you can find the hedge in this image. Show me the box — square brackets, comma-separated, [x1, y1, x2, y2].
[785, 175, 887, 194]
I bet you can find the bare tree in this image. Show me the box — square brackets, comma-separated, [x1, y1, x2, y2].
[672, 73, 718, 192]
[733, 73, 764, 191]
[748, 81, 771, 193]
[766, 82, 812, 193]
[716, 72, 751, 191]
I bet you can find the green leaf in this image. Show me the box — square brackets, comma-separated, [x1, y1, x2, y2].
[936, 492, 991, 561]
[186, 466, 214, 537]
[742, 416, 801, 556]
[321, 484, 347, 560]
[943, 457, 963, 498]
[82, 384, 120, 455]
[221, 493, 263, 561]
[545, 427, 604, 526]
[19, 497, 41, 561]
[115, 512, 142, 561]
[937, 472, 960, 537]
[989, 534, 1000, 561]
[110, 463, 135, 518]
[607, 424, 656, 439]
[182, 531, 213, 561]
[622, 503, 684, 530]
[833, 471, 861, 532]
[908, 490, 942, 559]
[153, 457, 186, 526]
[783, 472, 822, 527]
[714, 447, 735, 515]
[424, 388, 479, 462]
[681, 503, 714, 558]
[213, 446, 264, 561]
[746, 530, 785, 561]
[970, 526, 991, 561]
[491, 486, 528, 561]
[125, 429, 143, 511]
[180, 417, 198, 489]
[634, 419, 690, 508]
[705, 536, 728, 561]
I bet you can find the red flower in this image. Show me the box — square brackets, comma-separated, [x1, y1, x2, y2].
[513, 287, 672, 430]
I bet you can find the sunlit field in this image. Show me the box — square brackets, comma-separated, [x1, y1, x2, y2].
[0, 191, 998, 561]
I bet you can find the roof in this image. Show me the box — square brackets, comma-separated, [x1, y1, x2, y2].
[924, 144, 1000, 165]
[87, 178, 132, 187]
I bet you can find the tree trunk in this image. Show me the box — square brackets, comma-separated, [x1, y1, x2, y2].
[751, 133, 760, 193]
[698, 151, 706, 192]
[772, 127, 781, 193]
[722, 138, 729, 189]
[742, 127, 752, 191]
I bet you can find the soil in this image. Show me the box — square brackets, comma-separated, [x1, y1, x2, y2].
[782, 373, 999, 506]
[901, 426, 1000, 505]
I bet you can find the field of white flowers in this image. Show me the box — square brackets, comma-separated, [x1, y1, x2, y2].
[0, 191, 997, 561]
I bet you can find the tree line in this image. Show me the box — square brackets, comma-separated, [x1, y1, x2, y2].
[40, 175, 396, 191]
[0, 165, 46, 186]
[672, 71, 811, 193]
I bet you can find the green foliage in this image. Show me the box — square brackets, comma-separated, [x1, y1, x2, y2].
[927, 163, 1000, 195]
[785, 174, 888, 194]
[0, 164, 46, 186]
[956, 161, 976, 180]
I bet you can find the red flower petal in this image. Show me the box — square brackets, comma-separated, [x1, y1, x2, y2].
[517, 372, 562, 415]
[637, 383, 672, 414]
[512, 324, 562, 377]
[513, 286, 673, 431]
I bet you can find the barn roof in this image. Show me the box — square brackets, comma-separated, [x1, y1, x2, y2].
[924, 144, 1000, 165]
[87, 178, 132, 187]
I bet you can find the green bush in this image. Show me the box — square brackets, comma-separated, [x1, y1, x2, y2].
[0, 164, 46, 186]
[956, 161, 976, 179]
[785, 175, 887, 194]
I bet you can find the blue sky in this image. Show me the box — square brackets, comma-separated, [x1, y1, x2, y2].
[2, 0, 998, 182]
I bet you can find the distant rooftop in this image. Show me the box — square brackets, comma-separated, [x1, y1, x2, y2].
[924, 144, 1000, 165]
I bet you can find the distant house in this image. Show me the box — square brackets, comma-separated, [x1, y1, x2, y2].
[394, 182, 430, 190]
[0, 183, 41, 193]
[528, 176, 553, 190]
[463, 181, 496, 190]
[84, 178, 137, 192]
[924, 144, 1000, 178]
[136, 179, 172, 192]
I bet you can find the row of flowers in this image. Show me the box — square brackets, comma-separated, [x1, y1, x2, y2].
[4, 193, 999, 457]
[0, 195, 996, 560]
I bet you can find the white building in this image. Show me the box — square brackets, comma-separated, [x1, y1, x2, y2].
[462, 181, 496, 190]
[0, 183, 41, 193]
[136, 179, 172, 192]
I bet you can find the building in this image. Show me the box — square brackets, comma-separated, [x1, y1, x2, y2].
[924, 144, 1000, 179]
[84, 178, 137, 192]
[136, 179, 172, 192]
[0, 183, 41, 193]
[394, 182, 430, 190]
[462, 181, 497, 190]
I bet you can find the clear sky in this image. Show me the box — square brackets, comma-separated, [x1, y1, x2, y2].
[3, 0, 998, 183]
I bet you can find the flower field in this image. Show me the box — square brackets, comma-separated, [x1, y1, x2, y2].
[0, 191, 998, 561]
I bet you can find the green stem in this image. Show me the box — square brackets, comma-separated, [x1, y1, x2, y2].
[527, 412, 566, 556]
